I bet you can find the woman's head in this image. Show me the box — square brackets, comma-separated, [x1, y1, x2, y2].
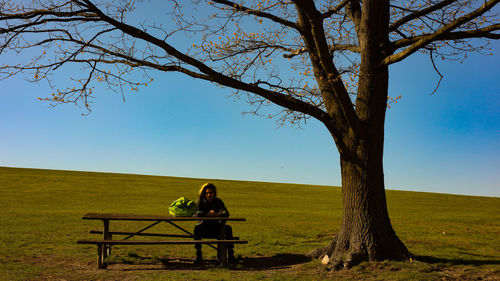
[199, 182, 217, 202]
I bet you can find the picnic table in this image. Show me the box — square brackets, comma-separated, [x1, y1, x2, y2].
[77, 213, 247, 269]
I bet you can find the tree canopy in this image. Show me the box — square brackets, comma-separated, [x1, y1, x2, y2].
[1, 0, 498, 126]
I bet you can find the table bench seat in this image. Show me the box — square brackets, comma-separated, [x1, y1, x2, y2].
[89, 230, 239, 240]
[77, 239, 248, 245]
[77, 239, 247, 269]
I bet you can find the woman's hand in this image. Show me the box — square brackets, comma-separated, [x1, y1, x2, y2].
[208, 210, 217, 216]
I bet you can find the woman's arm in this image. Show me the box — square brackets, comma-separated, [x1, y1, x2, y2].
[217, 199, 229, 217]
[195, 199, 208, 217]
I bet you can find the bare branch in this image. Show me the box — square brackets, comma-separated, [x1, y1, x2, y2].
[0, 0, 498, 134]
[346, 0, 362, 36]
[77, 0, 330, 124]
[429, 49, 444, 95]
[392, 23, 500, 50]
[0, 9, 94, 21]
[322, 0, 349, 19]
[389, 0, 457, 31]
[210, 0, 299, 30]
[283, 43, 360, 58]
[383, 0, 500, 65]
[294, 0, 361, 143]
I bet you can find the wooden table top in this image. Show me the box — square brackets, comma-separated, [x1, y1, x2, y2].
[82, 213, 246, 221]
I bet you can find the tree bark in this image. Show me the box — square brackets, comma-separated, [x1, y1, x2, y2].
[309, 131, 410, 269]
[309, 104, 411, 268]
[334, 146, 410, 268]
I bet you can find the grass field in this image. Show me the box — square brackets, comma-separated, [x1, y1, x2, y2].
[0, 166, 499, 280]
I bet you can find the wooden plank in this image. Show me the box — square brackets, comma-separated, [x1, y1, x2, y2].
[89, 230, 239, 241]
[77, 239, 248, 245]
[89, 230, 193, 238]
[82, 213, 246, 221]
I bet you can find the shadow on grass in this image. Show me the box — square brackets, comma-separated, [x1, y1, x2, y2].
[415, 255, 500, 266]
[115, 253, 311, 271]
[237, 253, 311, 270]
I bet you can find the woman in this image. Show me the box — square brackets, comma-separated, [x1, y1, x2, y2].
[194, 182, 235, 265]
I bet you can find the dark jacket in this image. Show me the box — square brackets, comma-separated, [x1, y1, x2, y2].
[196, 197, 229, 218]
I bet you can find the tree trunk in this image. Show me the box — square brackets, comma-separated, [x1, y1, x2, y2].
[309, 68, 411, 269]
[309, 137, 410, 269]
[331, 0, 409, 268]
[335, 148, 410, 267]
[304, 0, 410, 269]
[309, 32, 410, 270]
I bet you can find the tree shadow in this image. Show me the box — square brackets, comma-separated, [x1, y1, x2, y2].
[415, 255, 500, 266]
[237, 253, 311, 270]
[117, 253, 311, 271]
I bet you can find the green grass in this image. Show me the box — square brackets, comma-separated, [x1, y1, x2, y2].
[0, 166, 498, 280]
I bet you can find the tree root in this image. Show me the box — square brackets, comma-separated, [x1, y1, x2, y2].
[323, 247, 368, 271]
[306, 236, 336, 260]
[312, 237, 411, 271]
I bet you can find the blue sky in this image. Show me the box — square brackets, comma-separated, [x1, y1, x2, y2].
[1, 8, 499, 197]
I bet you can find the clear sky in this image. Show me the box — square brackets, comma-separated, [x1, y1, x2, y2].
[1, 5, 499, 197]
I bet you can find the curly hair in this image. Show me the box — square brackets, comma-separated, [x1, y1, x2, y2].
[198, 182, 217, 201]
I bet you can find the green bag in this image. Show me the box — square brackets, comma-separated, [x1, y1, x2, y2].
[169, 197, 197, 217]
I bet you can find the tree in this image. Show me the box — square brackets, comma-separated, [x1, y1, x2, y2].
[1, 0, 498, 269]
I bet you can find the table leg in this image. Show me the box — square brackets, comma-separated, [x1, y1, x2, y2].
[97, 244, 107, 269]
[218, 222, 228, 266]
[107, 234, 112, 256]
[103, 219, 111, 259]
